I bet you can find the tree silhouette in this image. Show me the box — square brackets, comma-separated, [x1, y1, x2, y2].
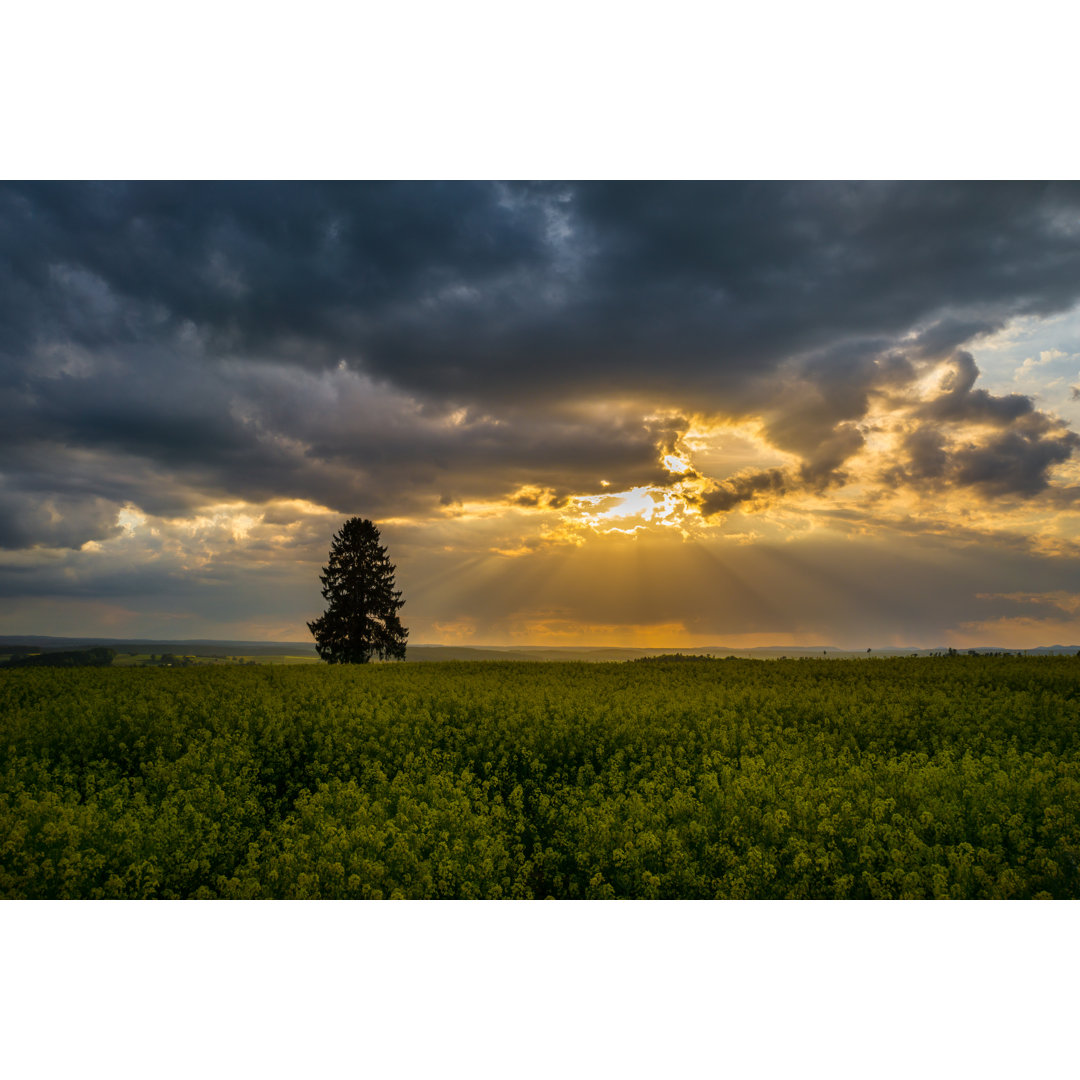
[307, 518, 408, 663]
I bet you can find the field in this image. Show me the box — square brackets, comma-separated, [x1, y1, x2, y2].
[2, 656, 1079, 899]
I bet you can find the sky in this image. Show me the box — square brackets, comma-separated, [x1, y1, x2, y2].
[5, 180, 1080, 648]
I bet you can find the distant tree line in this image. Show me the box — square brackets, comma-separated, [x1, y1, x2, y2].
[630, 654, 720, 663]
[0, 647, 116, 669]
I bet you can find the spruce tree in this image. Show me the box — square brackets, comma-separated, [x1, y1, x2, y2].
[307, 518, 408, 663]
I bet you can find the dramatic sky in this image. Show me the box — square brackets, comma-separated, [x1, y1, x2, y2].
[5, 181, 1080, 647]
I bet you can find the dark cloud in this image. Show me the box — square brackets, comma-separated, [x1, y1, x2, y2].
[892, 428, 950, 484]
[0, 485, 123, 550]
[952, 429, 1080, 497]
[876, 350, 1080, 500]
[0, 182, 551, 361]
[693, 420, 866, 517]
[884, 420, 1080, 501]
[3, 182, 1080, 550]
[7, 181, 1080, 394]
[918, 351, 1034, 425]
[696, 467, 791, 517]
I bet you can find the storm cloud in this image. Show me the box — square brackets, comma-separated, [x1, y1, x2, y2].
[4, 181, 1080, 548]
[4, 182, 1080, 646]
[7, 183, 1080, 390]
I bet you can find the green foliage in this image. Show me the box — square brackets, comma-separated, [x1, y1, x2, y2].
[307, 518, 408, 664]
[2, 657, 1079, 898]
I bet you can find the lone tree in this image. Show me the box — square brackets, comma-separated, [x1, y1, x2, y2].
[307, 518, 408, 663]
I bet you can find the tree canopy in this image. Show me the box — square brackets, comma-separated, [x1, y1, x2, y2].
[307, 518, 408, 663]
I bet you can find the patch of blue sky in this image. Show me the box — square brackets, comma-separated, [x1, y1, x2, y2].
[971, 303, 1080, 424]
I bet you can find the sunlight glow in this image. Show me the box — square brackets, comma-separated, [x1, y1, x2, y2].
[663, 451, 693, 474]
[569, 481, 705, 537]
[556, 431, 717, 539]
[117, 507, 147, 534]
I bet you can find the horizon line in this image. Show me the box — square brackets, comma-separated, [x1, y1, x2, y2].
[3, 634, 1080, 653]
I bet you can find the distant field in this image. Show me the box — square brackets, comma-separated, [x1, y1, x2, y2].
[2, 657, 1078, 899]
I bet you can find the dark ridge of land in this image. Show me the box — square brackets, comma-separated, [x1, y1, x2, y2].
[0, 647, 117, 669]
[2, 635, 1080, 665]
[404, 644, 1080, 661]
[0, 636, 319, 658]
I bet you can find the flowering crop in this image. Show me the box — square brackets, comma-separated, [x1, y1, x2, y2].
[2, 657, 1078, 898]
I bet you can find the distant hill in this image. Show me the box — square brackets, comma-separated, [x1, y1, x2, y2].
[403, 644, 1080, 661]
[0, 636, 319, 658]
[2, 636, 1078, 664]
